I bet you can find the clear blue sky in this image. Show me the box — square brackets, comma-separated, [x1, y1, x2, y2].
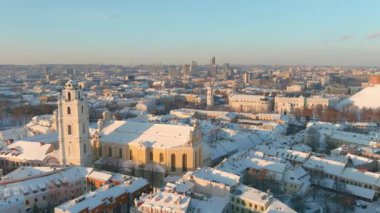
[0, 0, 380, 66]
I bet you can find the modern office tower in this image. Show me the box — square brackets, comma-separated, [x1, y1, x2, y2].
[191, 61, 198, 75]
[182, 64, 191, 79]
[210, 65, 217, 78]
[169, 66, 180, 80]
[44, 66, 53, 81]
[58, 80, 92, 166]
[66, 68, 76, 79]
[211, 56, 216, 65]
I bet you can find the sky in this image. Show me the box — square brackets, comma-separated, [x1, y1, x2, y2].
[0, 0, 380, 66]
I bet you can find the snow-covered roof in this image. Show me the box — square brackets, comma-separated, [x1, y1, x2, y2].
[341, 85, 380, 109]
[229, 94, 271, 101]
[255, 145, 310, 163]
[0, 140, 54, 161]
[217, 150, 287, 181]
[139, 192, 191, 212]
[99, 120, 194, 149]
[0, 167, 93, 201]
[56, 178, 148, 212]
[86, 171, 112, 182]
[191, 167, 240, 186]
[190, 197, 229, 213]
[21, 133, 58, 144]
[340, 167, 380, 187]
[303, 156, 346, 176]
[231, 185, 296, 213]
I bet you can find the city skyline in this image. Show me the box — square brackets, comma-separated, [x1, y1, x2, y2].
[1, 0, 380, 66]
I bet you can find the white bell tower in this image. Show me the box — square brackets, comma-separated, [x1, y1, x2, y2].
[58, 80, 92, 166]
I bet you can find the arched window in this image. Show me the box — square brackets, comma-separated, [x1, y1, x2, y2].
[108, 147, 112, 157]
[195, 151, 198, 168]
[67, 125, 72, 135]
[198, 149, 202, 166]
[82, 123, 85, 134]
[149, 151, 153, 161]
[182, 154, 187, 172]
[67, 106, 71, 115]
[171, 154, 176, 172]
[159, 153, 164, 162]
[67, 92, 71, 101]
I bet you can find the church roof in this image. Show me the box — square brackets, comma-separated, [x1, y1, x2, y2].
[99, 121, 195, 149]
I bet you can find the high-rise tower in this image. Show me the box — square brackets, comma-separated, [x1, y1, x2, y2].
[58, 80, 92, 166]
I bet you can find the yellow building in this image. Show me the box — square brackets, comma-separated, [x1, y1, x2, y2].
[93, 114, 203, 176]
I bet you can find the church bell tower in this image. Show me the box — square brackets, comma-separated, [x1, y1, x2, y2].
[58, 80, 92, 166]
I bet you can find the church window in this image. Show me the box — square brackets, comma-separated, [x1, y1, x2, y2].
[195, 151, 198, 167]
[67, 107, 71, 115]
[68, 125, 72, 135]
[182, 154, 187, 172]
[109, 147, 112, 157]
[171, 154, 176, 172]
[67, 92, 71, 101]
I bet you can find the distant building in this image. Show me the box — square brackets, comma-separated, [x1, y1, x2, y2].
[274, 96, 305, 114]
[210, 64, 217, 78]
[230, 185, 296, 213]
[182, 64, 191, 79]
[55, 177, 149, 213]
[229, 94, 274, 113]
[242, 72, 254, 84]
[206, 87, 214, 107]
[137, 192, 191, 213]
[369, 75, 380, 85]
[0, 166, 93, 212]
[286, 84, 305, 93]
[168, 66, 180, 80]
[306, 96, 333, 109]
[210, 56, 216, 65]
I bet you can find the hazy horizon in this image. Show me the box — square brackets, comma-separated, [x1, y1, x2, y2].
[1, 0, 380, 66]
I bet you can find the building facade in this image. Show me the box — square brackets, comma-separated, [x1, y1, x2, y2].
[229, 94, 274, 113]
[274, 96, 305, 114]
